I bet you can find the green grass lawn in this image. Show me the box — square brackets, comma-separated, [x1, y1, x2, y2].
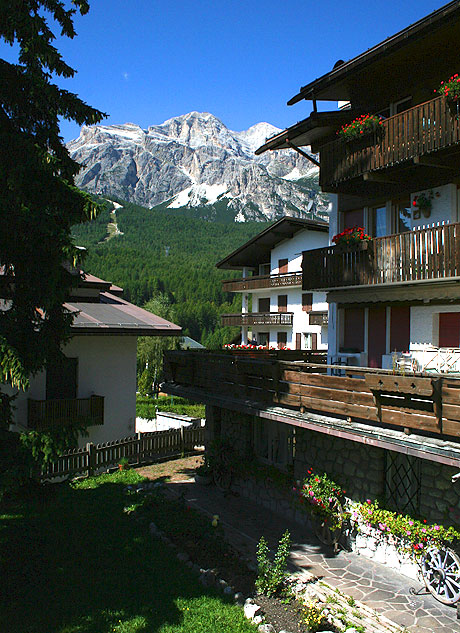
[0, 471, 256, 633]
[136, 396, 205, 420]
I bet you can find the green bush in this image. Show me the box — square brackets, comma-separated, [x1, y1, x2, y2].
[255, 530, 291, 597]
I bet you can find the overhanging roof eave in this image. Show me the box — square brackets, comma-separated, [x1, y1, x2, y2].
[287, 1, 460, 105]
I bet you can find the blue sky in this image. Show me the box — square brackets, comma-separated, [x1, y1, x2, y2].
[2, 0, 445, 141]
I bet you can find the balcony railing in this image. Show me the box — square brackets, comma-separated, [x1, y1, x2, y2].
[302, 222, 460, 290]
[163, 350, 460, 440]
[320, 96, 460, 189]
[309, 311, 328, 326]
[222, 271, 303, 292]
[28, 395, 104, 430]
[221, 312, 294, 327]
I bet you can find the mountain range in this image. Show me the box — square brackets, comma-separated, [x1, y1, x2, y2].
[68, 111, 330, 222]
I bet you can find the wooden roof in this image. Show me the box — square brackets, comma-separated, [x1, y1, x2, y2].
[216, 217, 328, 270]
[288, 1, 460, 106]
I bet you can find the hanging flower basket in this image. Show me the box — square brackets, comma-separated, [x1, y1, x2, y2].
[412, 191, 433, 219]
[332, 226, 372, 252]
[436, 74, 460, 117]
[337, 114, 384, 152]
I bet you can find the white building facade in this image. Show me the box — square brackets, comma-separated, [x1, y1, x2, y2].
[218, 217, 329, 350]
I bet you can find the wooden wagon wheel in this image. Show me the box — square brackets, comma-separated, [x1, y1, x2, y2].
[421, 546, 460, 605]
[312, 497, 345, 549]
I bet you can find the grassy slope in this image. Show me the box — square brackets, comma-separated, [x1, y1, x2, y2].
[0, 471, 256, 633]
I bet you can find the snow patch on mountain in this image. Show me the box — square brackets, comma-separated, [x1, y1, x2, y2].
[68, 111, 329, 222]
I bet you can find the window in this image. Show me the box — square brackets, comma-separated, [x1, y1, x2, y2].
[277, 295, 287, 313]
[258, 297, 270, 313]
[369, 206, 386, 238]
[385, 451, 420, 515]
[302, 293, 312, 312]
[393, 199, 411, 234]
[254, 419, 294, 468]
[303, 332, 317, 350]
[259, 263, 270, 276]
[46, 357, 78, 400]
[278, 258, 288, 274]
[277, 331, 287, 348]
[258, 332, 269, 346]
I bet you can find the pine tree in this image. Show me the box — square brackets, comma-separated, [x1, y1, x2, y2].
[0, 1, 106, 426]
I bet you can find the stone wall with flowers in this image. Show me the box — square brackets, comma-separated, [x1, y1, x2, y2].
[294, 427, 385, 501]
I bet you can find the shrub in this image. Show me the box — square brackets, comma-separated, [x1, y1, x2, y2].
[255, 530, 291, 597]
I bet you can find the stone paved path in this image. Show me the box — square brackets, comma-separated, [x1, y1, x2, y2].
[163, 478, 460, 633]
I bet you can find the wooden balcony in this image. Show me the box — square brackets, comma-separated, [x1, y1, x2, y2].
[28, 395, 104, 430]
[308, 311, 328, 326]
[163, 351, 460, 441]
[221, 312, 293, 327]
[320, 96, 460, 192]
[302, 222, 460, 291]
[222, 271, 302, 292]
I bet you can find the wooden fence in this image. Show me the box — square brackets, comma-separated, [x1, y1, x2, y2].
[40, 425, 205, 481]
[164, 351, 460, 440]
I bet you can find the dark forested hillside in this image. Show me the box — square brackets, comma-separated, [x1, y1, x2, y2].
[72, 200, 269, 346]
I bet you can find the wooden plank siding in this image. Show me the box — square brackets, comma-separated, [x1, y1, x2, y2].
[164, 351, 460, 440]
[222, 272, 303, 293]
[320, 96, 460, 189]
[302, 221, 460, 291]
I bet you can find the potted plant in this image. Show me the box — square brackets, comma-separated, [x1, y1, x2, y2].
[412, 191, 433, 218]
[194, 458, 212, 485]
[436, 73, 460, 115]
[337, 114, 384, 151]
[118, 456, 130, 471]
[297, 470, 349, 550]
[331, 226, 371, 251]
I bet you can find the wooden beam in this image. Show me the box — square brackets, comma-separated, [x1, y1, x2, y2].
[363, 172, 399, 184]
[285, 139, 320, 167]
[413, 155, 457, 170]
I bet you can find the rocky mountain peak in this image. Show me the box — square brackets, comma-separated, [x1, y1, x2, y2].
[68, 112, 330, 222]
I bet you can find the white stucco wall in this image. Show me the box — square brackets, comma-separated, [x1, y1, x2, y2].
[410, 184, 457, 230]
[410, 304, 460, 350]
[9, 335, 137, 446]
[270, 228, 328, 272]
[245, 227, 329, 349]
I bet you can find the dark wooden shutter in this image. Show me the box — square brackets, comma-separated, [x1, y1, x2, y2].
[278, 258, 288, 274]
[277, 332, 287, 348]
[343, 208, 364, 230]
[278, 295, 287, 313]
[295, 333, 302, 350]
[368, 306, 387, 368]
[343, 307, 364, 351]
[258, 297, 270, 312]
[390, 306, 410, 352]
[311, 333, 318, 350]
[302, 293, 313, 312]
[439, 313, 460, 347]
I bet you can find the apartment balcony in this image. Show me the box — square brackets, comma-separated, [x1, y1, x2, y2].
[320, 96, 460, 194]
[221, 312, 294, 327]
[163, 351, 460, 444]
[302, 221, 460, 291]
[222, 271, 302, 293]
[308, 311, 328, 326]
[28, 395, 104, 430]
